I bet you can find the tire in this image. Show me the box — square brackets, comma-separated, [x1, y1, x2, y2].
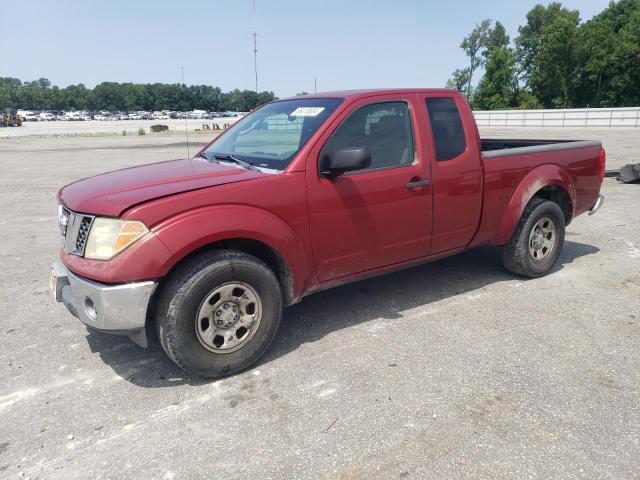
[500, 198, 565, 278]
[155, 250, 282, 379]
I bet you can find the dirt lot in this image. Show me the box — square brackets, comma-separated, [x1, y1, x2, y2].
[0, 118, 239, 138]
[0, 130, 639, 479]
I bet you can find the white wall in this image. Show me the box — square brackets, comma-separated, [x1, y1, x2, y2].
[474, 107, 640, 128]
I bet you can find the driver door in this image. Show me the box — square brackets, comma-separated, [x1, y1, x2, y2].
[305, 95, 433, 282]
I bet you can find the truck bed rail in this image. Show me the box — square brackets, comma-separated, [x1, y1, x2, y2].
[482, 139, 601, 158]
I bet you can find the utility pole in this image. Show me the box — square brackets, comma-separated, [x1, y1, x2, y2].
[181, 66, 190, 159]
[252, 0, 258, 92]
[314, 77, 317, 93]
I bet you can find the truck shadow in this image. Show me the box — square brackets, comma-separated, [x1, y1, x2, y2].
[85, 241, 598, 387]
[263, 241, 599, 366]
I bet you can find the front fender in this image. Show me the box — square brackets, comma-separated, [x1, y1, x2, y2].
[152, 204, 314, 299]
[493, 164, 576, 245]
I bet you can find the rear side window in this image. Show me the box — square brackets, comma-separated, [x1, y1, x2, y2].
[425, 97, 466, 161]
[321, 101, 414, 171]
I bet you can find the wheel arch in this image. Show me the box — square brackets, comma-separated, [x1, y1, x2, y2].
[530, 184, 573, 225]
[151, 205, 315, 306]
[493, 164, 576, 245]
[162, 237, 296, 306]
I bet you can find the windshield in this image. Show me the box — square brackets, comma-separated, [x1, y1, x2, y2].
[202, 98, 343, 170]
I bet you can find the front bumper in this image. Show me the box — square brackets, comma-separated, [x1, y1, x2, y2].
[50, 261, 157, 346]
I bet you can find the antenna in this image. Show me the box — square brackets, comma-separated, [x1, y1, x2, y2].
[314, 76, 317, 93]
[181, 65, 190, 159]
[252, 0, 258, 92]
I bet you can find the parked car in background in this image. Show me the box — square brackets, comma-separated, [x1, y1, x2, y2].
[3, 109, 247, 122]
[188, 110, 207, 119]
[18, 110, 38, 121]
[64, 112, 80, 121]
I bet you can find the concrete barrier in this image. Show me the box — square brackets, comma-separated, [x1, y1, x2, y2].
[474, 107, 640, 128]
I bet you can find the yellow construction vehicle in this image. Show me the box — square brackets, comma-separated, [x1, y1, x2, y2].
[1, 109, 23, 127]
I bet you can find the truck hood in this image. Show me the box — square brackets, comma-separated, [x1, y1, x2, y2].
[59, 158, 269, 217]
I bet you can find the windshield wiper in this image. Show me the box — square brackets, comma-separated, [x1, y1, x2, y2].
[194, 151, 208, 159]
[213, 153, 259, 171]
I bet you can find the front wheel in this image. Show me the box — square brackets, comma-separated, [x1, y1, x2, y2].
[156, 250, 282, 379]
[500, 198, 566, 278]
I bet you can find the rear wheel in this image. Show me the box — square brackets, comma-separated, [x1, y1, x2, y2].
[500, 198, 565, 278]
[156, 250, 282, 379]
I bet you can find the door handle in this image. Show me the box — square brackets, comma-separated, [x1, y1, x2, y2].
[405, 179, 431, 189]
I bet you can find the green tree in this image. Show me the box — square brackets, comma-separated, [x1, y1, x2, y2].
[67, 84, 96, 110]
[530, 15, 581, 107]
[613, 8, 640, 106]
[449, 19, 509, 101]
[484, 21, 510, 59]
[515, 3, 580, 81]
[48, 86, 65, 110]
[0, 77, 277, 112]
[578, 0, 640, 106]
[474, 47, 519, 110]
[460, 18, 492, 97]
[0, 77, 22, 109]
[94, 82, 125, 111]
[449, 1, 640, 109]
[15, 78, 50, 109]
[446, 68, 472, 97]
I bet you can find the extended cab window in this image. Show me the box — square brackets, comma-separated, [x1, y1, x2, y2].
[321, 101, 414, 172]
[203, 98, 342, 171]
[425, 97, 467, 161]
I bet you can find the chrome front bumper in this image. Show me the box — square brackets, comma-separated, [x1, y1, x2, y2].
[50, 262, 157, 346]
[588, 194, 605, 215]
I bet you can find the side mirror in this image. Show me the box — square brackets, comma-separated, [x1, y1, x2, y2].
[320, 146, 371, 178]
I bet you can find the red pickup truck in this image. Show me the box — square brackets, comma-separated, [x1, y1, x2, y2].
[51, 89, 605, 378]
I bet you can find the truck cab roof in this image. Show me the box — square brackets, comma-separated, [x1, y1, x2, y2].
[282, 88, 460, 101]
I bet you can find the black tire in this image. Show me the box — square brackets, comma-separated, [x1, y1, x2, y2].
[500, 198, 565, 278]
[155, 250, 282, 379]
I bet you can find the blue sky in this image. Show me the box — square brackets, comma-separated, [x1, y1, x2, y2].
[0, 0, 611, 97]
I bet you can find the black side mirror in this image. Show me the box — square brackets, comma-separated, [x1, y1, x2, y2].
[320, 146, 371, 178]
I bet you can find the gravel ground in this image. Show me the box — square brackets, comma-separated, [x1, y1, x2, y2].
[0, 131, 638, 479]
[0, 118, 239, 138]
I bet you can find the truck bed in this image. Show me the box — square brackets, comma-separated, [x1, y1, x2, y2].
[481, 138, 600, 156]
[471, 138, 603, 247]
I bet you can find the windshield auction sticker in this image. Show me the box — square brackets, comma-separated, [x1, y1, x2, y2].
[290, 107, 325, 117]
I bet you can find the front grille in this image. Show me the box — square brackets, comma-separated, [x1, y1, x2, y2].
[59, 207, 94, 256]
[75, 216, 92, 252]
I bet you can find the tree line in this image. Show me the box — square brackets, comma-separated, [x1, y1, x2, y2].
[0, 78, 277, 112]
[447, 0, 640, 110]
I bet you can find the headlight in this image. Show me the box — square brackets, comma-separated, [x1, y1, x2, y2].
[84, 218, 149, 260]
